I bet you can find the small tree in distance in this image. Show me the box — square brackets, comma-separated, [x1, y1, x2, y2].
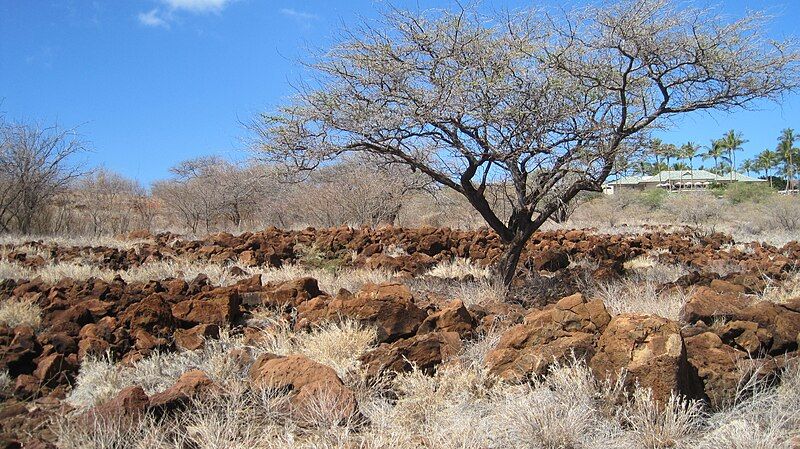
[250, 0, 799, 286]
[0, 120, 85, 234]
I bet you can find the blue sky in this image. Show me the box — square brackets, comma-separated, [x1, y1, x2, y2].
[1, 0, 798, 185]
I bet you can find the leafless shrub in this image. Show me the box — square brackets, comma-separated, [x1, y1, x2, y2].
[575, 191, 644, 228]
[282, 157, 432, 228]
[153, 157, 264, 233]
[664, 193, 722, 230]
[761, 196, 800, 231]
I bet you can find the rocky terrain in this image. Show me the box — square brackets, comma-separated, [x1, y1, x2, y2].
[0, 226, 798, 448]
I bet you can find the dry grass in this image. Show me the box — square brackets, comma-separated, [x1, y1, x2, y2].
[59, 321, 800, 449]
[696, 361, 800, 448]
[578, 256, 692, 321]
[67, 320, 377, 412]
[0, 256, 396, 294]
[624, 388, 705, 448]
[55, 413, 180, 449]
[254, 265, 395, 294]
[295, 321, 378, 378]
[592, 279, 691, 321]
[0, 370, 10, 392]
[0, 297, 43, 329]
[425, 257, 490, 279]
[759, 272, 800, 304]
[0, 259, 36, 281]
[623, 255, 688, 284]
[0, 234, 150, 250]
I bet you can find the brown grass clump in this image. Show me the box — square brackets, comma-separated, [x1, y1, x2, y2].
[57, 319, 800, 449]
[0, 297, 42, 329]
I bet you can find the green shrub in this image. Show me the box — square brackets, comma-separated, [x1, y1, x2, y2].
[723, 182, 774, 204]
[637, 189, 668, 210]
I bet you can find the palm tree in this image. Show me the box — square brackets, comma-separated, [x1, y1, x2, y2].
[681, 141, 700, 171]
[755, 149, 778, 187]
[636, 159, 651, 176]
[740, 159, 754, 177]
[662, 143, 679, 169]
[672, 162, 691, 170]
[681, 141, 700, 186]
[648, 138, 664, 181]
[703, 139, 728, 174]
[777, 128, 799, 192]
[720, 129, 747, 181]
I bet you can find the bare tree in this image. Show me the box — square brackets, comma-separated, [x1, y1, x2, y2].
[286, 157, 431, 227]
[154, 156, 264, 233]
[152, 178, 206, 234]
[132, 191, 159, 232]
[75, 169, 145, 236]
[250, 0, 799, 285]
[0, 121, 85, 234]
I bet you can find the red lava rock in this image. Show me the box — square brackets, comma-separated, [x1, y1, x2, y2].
[171, 289, 241, 326]
[149, 370, 217, 413]
[260, 277, 323, 308]
[0, 437, 21, 449]
[77, 336, 110, 361]
[2, 326, 41, 376]
[486, 294, 610, 380]
[417, 299, 476, 338]
[360, 331, 462, 377]
[91, 386, 150, 418]
[717, 320, 772, 354]
[249, 354, 358, 424]
[126, 230, 154, 240]
[32, 354, 74, 387]
[132, 329, 169, 352]
[0, 403, 27, 420]
[684, 332, 747, 409]
[680, 286, 751, 324]
[532, 247, 570, 272]
[12, 375, 38, 399]
[2, 227, 800, 444]
[296, 282, 427, 343]
[173, 324, 220, 351]
[173, 324, 219, 351]
[120, 294, 174, 335]
[590, 314, 703, 404]
[709, 279, 747, 295]
[735, 300, 800, 354]
[38, 332, 77, 356]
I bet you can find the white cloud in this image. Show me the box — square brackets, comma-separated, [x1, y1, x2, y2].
[137, 0, 233, 28]
[138, 8, 169, 28]
[280, 8, 318, 20]
[279, 8, 319, 27]
[163, 0, 232, 13]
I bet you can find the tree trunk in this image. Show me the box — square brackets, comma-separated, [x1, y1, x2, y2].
[493, 227, 534, 288]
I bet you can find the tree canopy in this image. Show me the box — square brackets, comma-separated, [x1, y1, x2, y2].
[251, 0, 800, 285]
